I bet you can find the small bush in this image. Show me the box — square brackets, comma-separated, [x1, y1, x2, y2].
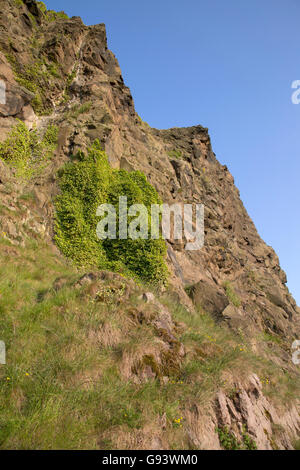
[216, 426, 257, 450]
[54, 141, 168, 285]
[0, 120, 58, 179]
[216, 427, 241, 450]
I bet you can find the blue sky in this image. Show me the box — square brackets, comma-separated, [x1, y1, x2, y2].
[45, 0, 300, 305]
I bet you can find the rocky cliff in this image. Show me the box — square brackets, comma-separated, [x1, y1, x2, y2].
[0, 0, 299, 450]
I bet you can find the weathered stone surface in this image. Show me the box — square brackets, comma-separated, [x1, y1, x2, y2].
[188, 278, 229, 318]
[213, 374, 300, 450]
[0, 53, 35, 125]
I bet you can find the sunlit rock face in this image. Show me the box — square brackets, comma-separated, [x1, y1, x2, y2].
[0, 0, 299, 450]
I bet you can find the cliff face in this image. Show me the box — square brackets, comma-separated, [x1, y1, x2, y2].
[0, 0, 299, 450]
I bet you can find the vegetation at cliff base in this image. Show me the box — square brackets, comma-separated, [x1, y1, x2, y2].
[54, 140, 168, 285]
[0, 234, 297, 449]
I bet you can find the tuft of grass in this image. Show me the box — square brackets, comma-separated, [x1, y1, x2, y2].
[137, 115, 150, 128]
[167, 149, 184, 160]
[262, 332, 282, 345]
[223, 281, 241, 307]
[65, 102, 92, 120]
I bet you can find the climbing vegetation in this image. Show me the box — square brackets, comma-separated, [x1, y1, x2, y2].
[0, 120, 58, 179]
[54, 141, 168, 285]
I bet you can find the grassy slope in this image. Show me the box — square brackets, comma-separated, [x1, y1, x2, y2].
[0, 230, 298, 449]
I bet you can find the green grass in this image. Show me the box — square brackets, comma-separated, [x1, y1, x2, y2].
[0, 238, 177, 448]
[262, 332, 283, 345]
[167, 149, 184, 160]
[65, 102, 92, 120]
[159, 292, 300, 404]
[36, 2, 69, 22]
[0, 236, 298, 449]
[0, 150, 298, 449]
[158, 294, 251, 401]
[223, 281, 241, 307]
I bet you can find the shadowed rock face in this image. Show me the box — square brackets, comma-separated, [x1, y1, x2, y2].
[0, 0, 299, 450]
[188, 279, 229, 320]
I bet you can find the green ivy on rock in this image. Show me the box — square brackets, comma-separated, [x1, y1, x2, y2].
[54, 140, 168, 285]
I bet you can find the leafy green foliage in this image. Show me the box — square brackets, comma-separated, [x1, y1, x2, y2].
[0, 120, 58, 179]
[241, 427, 257, 450]
[54, 141, 168, 285]
[216, 426, 241, 450]
[216, 426, 257, 450]
[0, 234, 294, 450]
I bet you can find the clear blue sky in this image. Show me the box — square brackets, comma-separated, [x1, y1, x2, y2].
[45, 0, 300, 305]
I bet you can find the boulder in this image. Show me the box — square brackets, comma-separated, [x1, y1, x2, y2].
[188, 278, 229, 318]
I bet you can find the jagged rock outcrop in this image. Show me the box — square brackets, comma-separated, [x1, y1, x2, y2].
[0, 0, 299, 450]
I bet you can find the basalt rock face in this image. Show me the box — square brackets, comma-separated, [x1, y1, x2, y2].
[0, 0, 299, 450]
